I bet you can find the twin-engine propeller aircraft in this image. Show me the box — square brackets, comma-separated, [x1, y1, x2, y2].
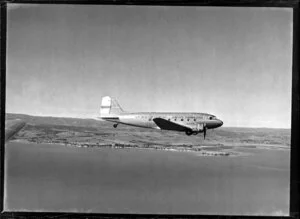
[99, 96, 223, 139]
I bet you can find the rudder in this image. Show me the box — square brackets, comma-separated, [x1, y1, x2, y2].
[100, 96, 124, 117]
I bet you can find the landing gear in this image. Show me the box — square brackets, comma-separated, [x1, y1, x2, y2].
[113, 124, 118, 128]
[185, 129, 193, 136]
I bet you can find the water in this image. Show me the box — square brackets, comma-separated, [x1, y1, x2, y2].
[4, 142, 290, 215]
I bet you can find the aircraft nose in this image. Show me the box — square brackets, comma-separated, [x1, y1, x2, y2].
[217, 119, 223, 127]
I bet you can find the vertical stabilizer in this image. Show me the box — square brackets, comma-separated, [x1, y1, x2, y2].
[100, 96, 124, 118]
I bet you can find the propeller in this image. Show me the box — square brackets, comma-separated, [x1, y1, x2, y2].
[203, 124, 207, 139]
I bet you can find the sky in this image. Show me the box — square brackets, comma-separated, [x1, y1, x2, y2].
[6, 5, 292, 128]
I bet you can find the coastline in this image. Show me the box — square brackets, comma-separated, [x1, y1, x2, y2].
[9, 139, 288, 157]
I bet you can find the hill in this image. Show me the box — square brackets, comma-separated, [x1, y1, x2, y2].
[6, 113, 291, 148]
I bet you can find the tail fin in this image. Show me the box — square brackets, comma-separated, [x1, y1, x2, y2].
[100, 96, 124, 118]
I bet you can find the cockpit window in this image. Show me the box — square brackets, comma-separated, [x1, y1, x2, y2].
[209, 116, 216, 120]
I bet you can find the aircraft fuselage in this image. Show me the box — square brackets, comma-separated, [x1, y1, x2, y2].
[99, 96, 223, 138]
[101, 112, 223, 131]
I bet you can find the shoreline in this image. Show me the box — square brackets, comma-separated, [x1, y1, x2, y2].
[10, 139, 234, 156]
[8, 139, 289, 157]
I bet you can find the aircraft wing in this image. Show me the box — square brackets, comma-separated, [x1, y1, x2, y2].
[152, 118, 192, 131]
[5, 119, 26, 142]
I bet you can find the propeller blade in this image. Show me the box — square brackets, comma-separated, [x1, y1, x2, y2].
[203, 127, 206, 139]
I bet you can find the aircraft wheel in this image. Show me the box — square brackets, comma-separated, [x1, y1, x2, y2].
[113, 124, 118, 128]
[185, 130, 193, 136]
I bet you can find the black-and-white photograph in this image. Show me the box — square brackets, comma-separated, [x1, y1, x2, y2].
[4, 4, 292, 215]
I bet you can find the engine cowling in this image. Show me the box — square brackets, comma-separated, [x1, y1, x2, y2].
[185, 123, 207, 136]
[192, 123, 205, 132]
[186, 123, 207, 139]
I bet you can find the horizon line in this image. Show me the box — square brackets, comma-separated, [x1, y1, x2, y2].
[5, 112, 291, 130]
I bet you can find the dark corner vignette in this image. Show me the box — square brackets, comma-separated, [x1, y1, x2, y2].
[0, 2, 7, 214]
[0, 1, 299, 219]
[291, 6, 300, 219]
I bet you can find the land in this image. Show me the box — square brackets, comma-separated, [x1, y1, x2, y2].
[5, 113, 291, 156]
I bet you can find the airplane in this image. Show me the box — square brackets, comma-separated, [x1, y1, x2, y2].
[98, 96, 223, 139]
[5, 119, 26, 142]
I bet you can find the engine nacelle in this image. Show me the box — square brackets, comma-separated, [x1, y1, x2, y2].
[192, 123, 205, 132]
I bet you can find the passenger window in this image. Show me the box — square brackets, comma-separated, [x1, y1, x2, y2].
[181, 118, 184, 121]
